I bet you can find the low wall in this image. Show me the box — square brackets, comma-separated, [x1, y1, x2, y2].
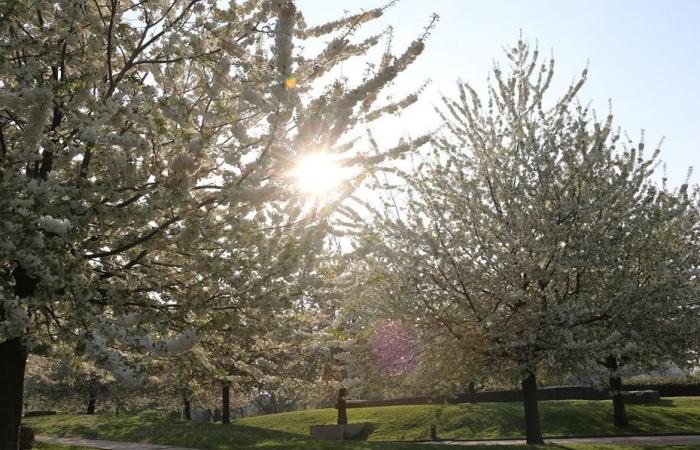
[344, 386, 610, 408]
[624, 383, 700, 397]
[342, 383, 695, 409]
[24, 411, 57, 417]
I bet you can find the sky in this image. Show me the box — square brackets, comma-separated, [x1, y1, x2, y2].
[297, 0, 700, 187]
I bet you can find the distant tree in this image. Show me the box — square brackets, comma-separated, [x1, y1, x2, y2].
[330, 250, 486, 400]
[566, 188, 700, 426]
[23, 351, 108, 414]
[362, 40, 698, 444]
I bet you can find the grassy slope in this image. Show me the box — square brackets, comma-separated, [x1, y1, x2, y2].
[24, 398, 700, 450]
[27, 412, 427, 450]
[237, 397, 700, 441]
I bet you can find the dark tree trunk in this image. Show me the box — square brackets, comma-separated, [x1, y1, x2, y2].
[336, 388, 347, 425]
[221, 383, 230, 424]
[86, 393, 96, 415]
[521, 371, 544, 445]
[1, 266, 35, 450]
[0, 337, 28, 450]
[182, 397, 191, 420]
[606, 356, 629, 427]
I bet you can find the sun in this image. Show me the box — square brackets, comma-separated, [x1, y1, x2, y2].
[294, 152, 344, 196]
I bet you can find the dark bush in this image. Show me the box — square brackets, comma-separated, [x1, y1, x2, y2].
[24, 410, 57, 417]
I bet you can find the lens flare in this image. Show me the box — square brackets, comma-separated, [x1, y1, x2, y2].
[370, 320, 421, 376]
[285, 75, 298, 89]
[294, 152, 344, 196]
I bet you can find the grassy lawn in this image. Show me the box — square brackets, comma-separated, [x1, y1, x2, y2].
[24, 397, 700, 449]
[27, 412, 420, 450]
[238, 397, 700, 441]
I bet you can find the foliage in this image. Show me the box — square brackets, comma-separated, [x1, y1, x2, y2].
[0, 0, 432, 399]
[355, 39, 700, 392]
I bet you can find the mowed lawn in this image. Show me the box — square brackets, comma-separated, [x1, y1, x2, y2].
[237, 397, 700, 441]
[24, 397, 700, 450]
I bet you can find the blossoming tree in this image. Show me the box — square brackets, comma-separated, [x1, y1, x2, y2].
[362, 40, 698, 444]
[562, 188, 700, 426]
[0, 0, 431, 446]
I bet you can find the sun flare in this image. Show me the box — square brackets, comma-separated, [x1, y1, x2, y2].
[294, 152, 344, 196]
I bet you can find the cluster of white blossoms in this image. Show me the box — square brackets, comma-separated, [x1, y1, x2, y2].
[333, 338, 356, 363]
[155, 330, 200, 356]
[0, 292, 30, 341]
[332, 338, 364, 391]
[37, 216, 72, 236]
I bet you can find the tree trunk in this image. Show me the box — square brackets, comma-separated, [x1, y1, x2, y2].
[271, 391, 278, 414]
[181, 397, 191, 420]
[336, 388, 347, 425]
[0, 337, 28, 450]
[86, 393, 96, 415]
[1, 266, 35, 450]
[606, 356, 629, 427]
[521, 371, 544, 445]
[221, 383, 230, 424]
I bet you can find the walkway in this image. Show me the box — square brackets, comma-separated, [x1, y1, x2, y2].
[37, 433, 700, 449]
[426, 434, 700, 446]
[36, 435, 198, 450]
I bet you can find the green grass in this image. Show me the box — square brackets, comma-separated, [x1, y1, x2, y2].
[23, 397, 700, 449]
[237, 397, 700, 441]
[26, 411, 420, 450]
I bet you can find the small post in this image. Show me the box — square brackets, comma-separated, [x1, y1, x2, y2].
[430, 423, 437, 441]
[336, 388, 348, 425]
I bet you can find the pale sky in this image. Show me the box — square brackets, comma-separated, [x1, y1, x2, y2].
[297, 0, 700, 187]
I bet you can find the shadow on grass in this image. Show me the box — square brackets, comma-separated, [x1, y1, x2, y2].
[347, 423, 377, 441]
[25, 399, 700, 450]
[643, 399, 674, 407]
[27, 413, 317, 449]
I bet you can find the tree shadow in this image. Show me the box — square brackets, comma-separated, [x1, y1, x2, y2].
[346, 422, 377, 440]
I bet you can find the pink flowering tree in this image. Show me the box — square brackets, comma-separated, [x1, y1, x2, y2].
[370, 320, 421, 377]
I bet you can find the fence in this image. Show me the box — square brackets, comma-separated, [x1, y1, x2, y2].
[342, 383, 699, 409]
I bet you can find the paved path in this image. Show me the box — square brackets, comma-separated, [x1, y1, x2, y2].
[36, 435, 198, 450]
[425, 434, 700, 446]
